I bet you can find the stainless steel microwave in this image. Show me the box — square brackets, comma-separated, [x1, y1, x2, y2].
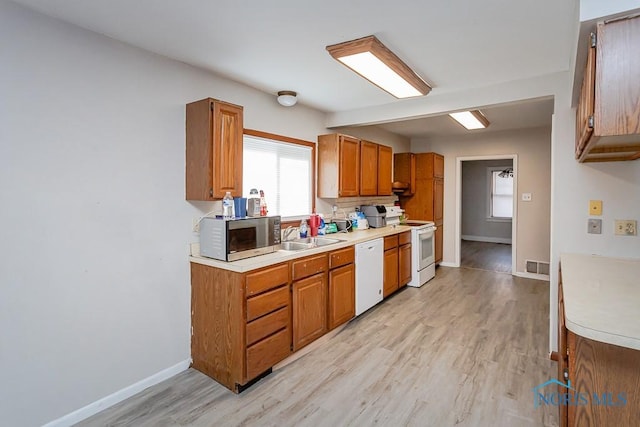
[199, 216, 281, 261]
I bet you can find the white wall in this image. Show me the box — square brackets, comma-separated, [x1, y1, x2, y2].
[412, 127, 552, 274]
[0, 2, 329, 426]
[461, 159, 513, 242]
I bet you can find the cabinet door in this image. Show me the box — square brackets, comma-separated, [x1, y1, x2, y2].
[212, 101, 243, 198]
[328, 264, 355, 330]
[434, 178, 444, 223]
[383, 248, 399, 298]
[576, 33, 596, 158]
[377, 145, 393, 196]
[433, 154, 444, 179]
[595, 17, 640, 138]
[339, 136, 360, 196]
[435, 224, 443, 264]
[399, 243, 412, 286]
[359, 140, 378, 196]
[292, 273, 327, 351]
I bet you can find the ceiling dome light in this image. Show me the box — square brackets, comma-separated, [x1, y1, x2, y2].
[277, 91, 297, 107]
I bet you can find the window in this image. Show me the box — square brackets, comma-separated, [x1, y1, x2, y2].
[489, 167, 513, 219]
[243, 130, 314, 220]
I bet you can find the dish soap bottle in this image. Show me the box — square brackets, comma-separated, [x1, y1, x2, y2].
[299, 219, 308, 238]
[222, 191, 234, 220]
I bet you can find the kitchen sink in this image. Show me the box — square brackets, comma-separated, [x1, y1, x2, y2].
[292, 237, 344, 246]
[278, 237, 345, 252]
[280, 241, 314, 251]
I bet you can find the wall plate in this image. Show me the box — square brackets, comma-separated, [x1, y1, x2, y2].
[589, 200, 602, 216]
[615, 219, 637, 236]
[588, 218, 602, 234]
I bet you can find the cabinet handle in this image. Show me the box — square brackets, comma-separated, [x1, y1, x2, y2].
[563, 368, 569, 381]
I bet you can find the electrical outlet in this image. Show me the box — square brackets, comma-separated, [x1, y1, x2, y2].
[589, 200, 602, 216]
[522, 193, 532, 202]
[192, 217, 201, 233]
[588, 218, 602, 234]
[614, 220, 637, 236]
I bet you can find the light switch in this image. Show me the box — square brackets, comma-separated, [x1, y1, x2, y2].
[589, 200, 602, 216]
[522, 193, 532, 202]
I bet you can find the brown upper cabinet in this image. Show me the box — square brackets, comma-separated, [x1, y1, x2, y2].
[186, 98, 244, 200]
[360, 140, 379, 196]
[318, 133, 393, 197]
[377, 144, 393, 196]
[575, 16, 640, 162]
[318, 134, 360, 197]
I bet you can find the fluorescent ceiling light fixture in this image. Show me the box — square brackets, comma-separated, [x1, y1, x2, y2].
[449, 110, 490, 130]
[326, 35, 431, 99]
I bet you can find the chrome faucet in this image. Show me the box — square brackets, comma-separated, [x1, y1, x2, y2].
[282, 226, 298, 241]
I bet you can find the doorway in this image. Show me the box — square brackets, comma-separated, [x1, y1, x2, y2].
[454, 155, 517, 274]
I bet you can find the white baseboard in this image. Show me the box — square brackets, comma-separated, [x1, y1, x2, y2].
[513, 271, 550, 281]
[438, 262, 458, 268]
[461, 235, 512, 244]
[43, 359, 191, 427]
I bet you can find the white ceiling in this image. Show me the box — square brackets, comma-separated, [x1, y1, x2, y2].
[13, 0, 575, 135]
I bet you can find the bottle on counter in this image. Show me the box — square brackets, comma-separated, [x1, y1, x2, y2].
[259, 190, 267, 216]
[299, 219, 308, 238]
[222, 191, 234, 220]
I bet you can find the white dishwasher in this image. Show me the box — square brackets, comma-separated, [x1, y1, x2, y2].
[355, 238, 384, 316]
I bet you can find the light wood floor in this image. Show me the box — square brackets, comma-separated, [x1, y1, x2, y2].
[461, 240, 512, 273]
[78, 267, 557, 427]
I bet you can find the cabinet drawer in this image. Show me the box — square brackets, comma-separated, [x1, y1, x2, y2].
[246, 285, 289, 322]
[246, 327, 290, 381]
[384, 235, 399, 250]
[329, 246, 355, 269]
[246, 306, 289, 346]
[399, 231, 411, 246]
[246, 263, 289, 296]
[291, 254, 328, 281]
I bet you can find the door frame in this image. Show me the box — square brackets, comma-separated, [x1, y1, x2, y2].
[455, 154, 518, 274]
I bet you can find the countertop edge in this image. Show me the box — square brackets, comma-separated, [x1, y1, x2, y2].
[189, 226, 414, 273]
[564, 318, 640, 351]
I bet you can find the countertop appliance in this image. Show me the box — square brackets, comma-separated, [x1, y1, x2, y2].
[360, 205, 387, 228]
[404, 220, 437, 287]
[355, 238, 384, 315]
[385, 206, 404, 227]
[200, 216, 281, 261]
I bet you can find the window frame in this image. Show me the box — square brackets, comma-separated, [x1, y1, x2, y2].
[243, 129, 316, 228]
[486, 166, 513, 222]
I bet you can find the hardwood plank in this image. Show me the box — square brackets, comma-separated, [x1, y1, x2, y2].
[79, 267, 558, 427]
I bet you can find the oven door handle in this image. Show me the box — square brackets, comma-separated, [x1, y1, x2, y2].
[417, 228, 435, 239]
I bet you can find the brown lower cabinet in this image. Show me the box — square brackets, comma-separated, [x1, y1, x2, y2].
[191, 245, 356, 392]
[328, 246, 355, 330]
[558, 270, 640, 426]
[383, 232, 411, 297]
[292, 272, 327, 351]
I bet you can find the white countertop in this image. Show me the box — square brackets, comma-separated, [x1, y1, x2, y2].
[189, 225, 414, 273]
[561, 253, 640, 351]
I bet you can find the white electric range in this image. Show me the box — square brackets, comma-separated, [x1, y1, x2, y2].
[403, 220, 437, 287]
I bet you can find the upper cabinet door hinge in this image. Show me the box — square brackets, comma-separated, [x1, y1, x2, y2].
[590, 32, 597, 48]
[588, 115, 594, 129]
